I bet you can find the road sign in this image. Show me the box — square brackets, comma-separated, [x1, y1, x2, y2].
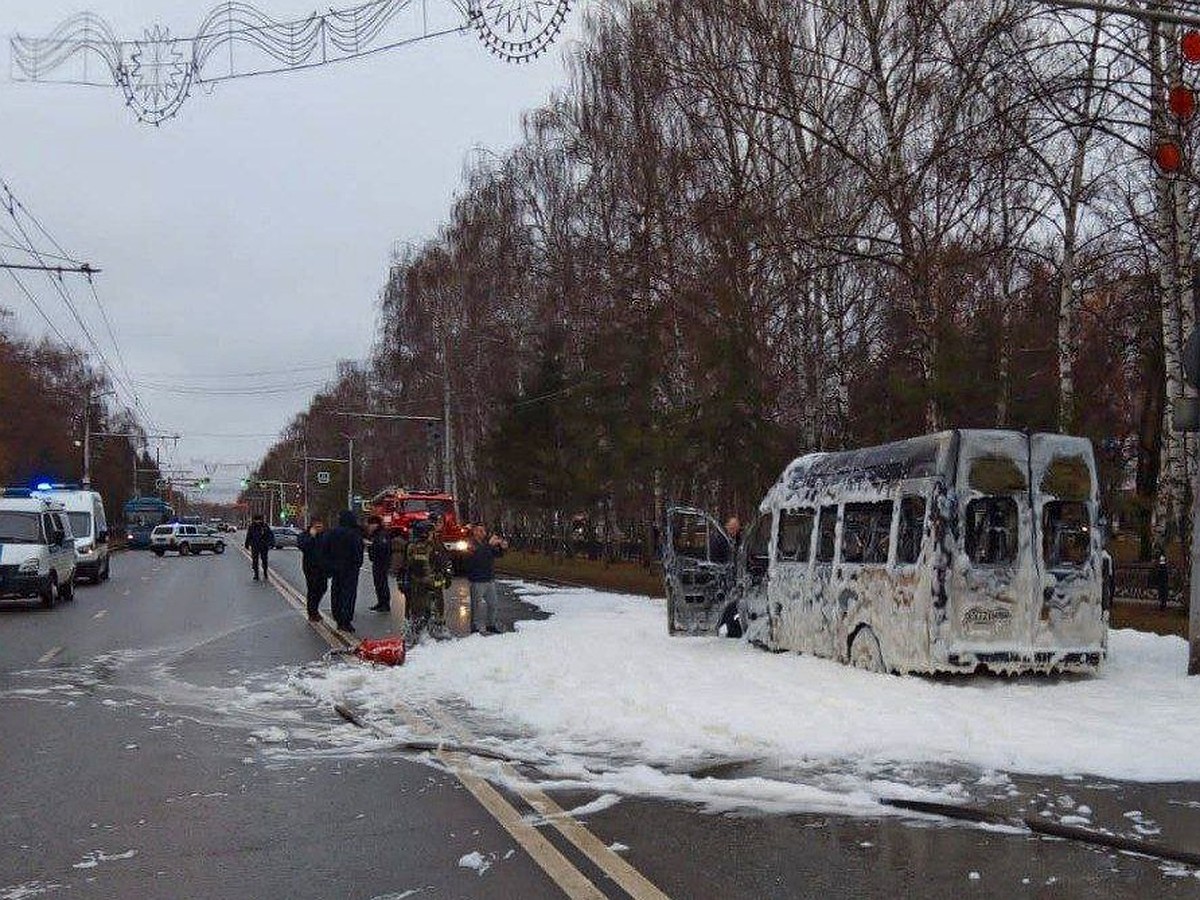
[317, 471, 331, 484]
[1173, 397, 1200, 432]
[1185, 327, 1200, 389]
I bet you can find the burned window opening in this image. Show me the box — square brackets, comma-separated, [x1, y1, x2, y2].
[897, 496, 926, 565]
[816, 505, 838, 563]
[1043, 500, 1090, 568]
[745, 513, 772, 578]
[671, 514, 710, 562]
[842, 501, 893, 565]
[776, 508, 815, 562]
[965, 497, 1019, 565]
[1041, 455, 1091, 501]
[968, 455, 1027, 494]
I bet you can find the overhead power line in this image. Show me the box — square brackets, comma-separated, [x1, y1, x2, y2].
[135, 362, 341, 380]
[0, 261, 99, 275]
[0, 172, 154, 431]
[135, 380, 333, 396]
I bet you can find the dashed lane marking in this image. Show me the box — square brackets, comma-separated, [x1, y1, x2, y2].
[252, 549, 653, 899]
[37, 646, 63, 664]
[92, 610, 107, 620]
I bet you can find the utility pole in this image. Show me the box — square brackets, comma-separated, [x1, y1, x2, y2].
[331, 412, 448, 511]
[347, 435, 355, 512]
[80, 388, 115, 487]
[91, 429, 178, 497]
[331, 410, 448, 508]
[82, 404, 91, 487]
[442, 334, 457, 517]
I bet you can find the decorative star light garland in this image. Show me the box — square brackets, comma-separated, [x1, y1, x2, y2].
[10, 0, 572, 125]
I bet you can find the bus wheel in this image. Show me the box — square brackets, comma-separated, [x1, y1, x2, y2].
[849, 626, 886, 674]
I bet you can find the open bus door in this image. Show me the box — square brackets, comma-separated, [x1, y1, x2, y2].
[663, 506, 735, 635]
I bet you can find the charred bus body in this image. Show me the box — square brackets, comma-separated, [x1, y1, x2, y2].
[663, 430, 1108, 675]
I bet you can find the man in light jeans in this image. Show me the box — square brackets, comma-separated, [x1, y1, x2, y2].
[465, 524, 508, 634]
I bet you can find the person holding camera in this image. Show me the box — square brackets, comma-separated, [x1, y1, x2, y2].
[466, 524, 508, 634]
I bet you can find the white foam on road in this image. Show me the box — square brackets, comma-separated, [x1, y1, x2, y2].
[293, 581, 1200, 811]
[457, 851, 492, 875]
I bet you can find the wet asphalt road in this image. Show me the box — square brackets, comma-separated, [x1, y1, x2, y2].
[1, 544, 1199, 899]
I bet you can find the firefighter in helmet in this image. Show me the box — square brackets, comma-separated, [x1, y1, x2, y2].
[403, 518, 451, 640]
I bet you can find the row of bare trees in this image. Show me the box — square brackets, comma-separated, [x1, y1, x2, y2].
[252, 0, 1198, 558]
[0, 309, 156, 516]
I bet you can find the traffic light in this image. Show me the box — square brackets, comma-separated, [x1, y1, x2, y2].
[1158, 32, 1200, 175]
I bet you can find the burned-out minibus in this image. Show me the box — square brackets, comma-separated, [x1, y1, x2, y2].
[663, 430, 1109, 674]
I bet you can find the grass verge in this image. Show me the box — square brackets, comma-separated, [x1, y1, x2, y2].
[496, 550, 664, 597]
[1111, 601, 1189, 638]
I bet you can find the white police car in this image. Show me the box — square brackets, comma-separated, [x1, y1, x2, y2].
[150, 523, 226, 556]
[0, 490, 78, 607]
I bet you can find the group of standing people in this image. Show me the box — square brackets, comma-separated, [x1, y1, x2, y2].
[280, 510, 508, 639]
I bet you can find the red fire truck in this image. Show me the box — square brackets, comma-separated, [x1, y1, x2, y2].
[368, 487, 472, 556]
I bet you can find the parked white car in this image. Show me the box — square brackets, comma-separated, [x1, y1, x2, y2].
[150, 523, 226, 556]
[33, 485, 111, 584]
[0, 491, 78, 607]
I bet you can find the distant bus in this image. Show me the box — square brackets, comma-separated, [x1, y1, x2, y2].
[664, 429, 1108, 675]
[123, 497, 175, 549]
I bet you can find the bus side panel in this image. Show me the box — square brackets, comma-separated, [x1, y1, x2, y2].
[768, 560, 815, 653]
[876, 483, 935, 673]
[838, 482, 935, 673]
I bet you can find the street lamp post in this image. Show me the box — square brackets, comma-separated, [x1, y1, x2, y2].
[80, 388, 116, 486]
[347, 435, 355, 511]
[331, 410, 449, 513]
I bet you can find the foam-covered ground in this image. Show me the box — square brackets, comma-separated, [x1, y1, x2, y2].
[293, 581, 1200, 815]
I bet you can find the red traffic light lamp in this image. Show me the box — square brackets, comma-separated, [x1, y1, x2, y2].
[1170, 84, 1197, 121]
[1155, 141, 1184, 175]
[1183, 30, 1200, 66]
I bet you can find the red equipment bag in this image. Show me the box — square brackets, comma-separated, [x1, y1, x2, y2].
[353, 636, 406, 667]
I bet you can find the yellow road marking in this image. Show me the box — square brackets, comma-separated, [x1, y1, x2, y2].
[37, 646, 63, 664]
[256, 556, 651, 899]
[238, 547, 350, 647]
[422, 705, 670, 900]
[439, 748, 608, 900]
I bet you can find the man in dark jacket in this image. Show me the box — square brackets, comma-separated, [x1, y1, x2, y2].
[366, 515, 392, 612]
[1155, 553, 1171, 610]
[465, 524, 508, 634]
[244, 514, 276, 581]
[323, 510, 364, 632]
[297, 517, 329, 622]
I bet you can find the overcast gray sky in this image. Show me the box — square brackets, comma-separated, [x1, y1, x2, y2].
[1, 0, 577, 500]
